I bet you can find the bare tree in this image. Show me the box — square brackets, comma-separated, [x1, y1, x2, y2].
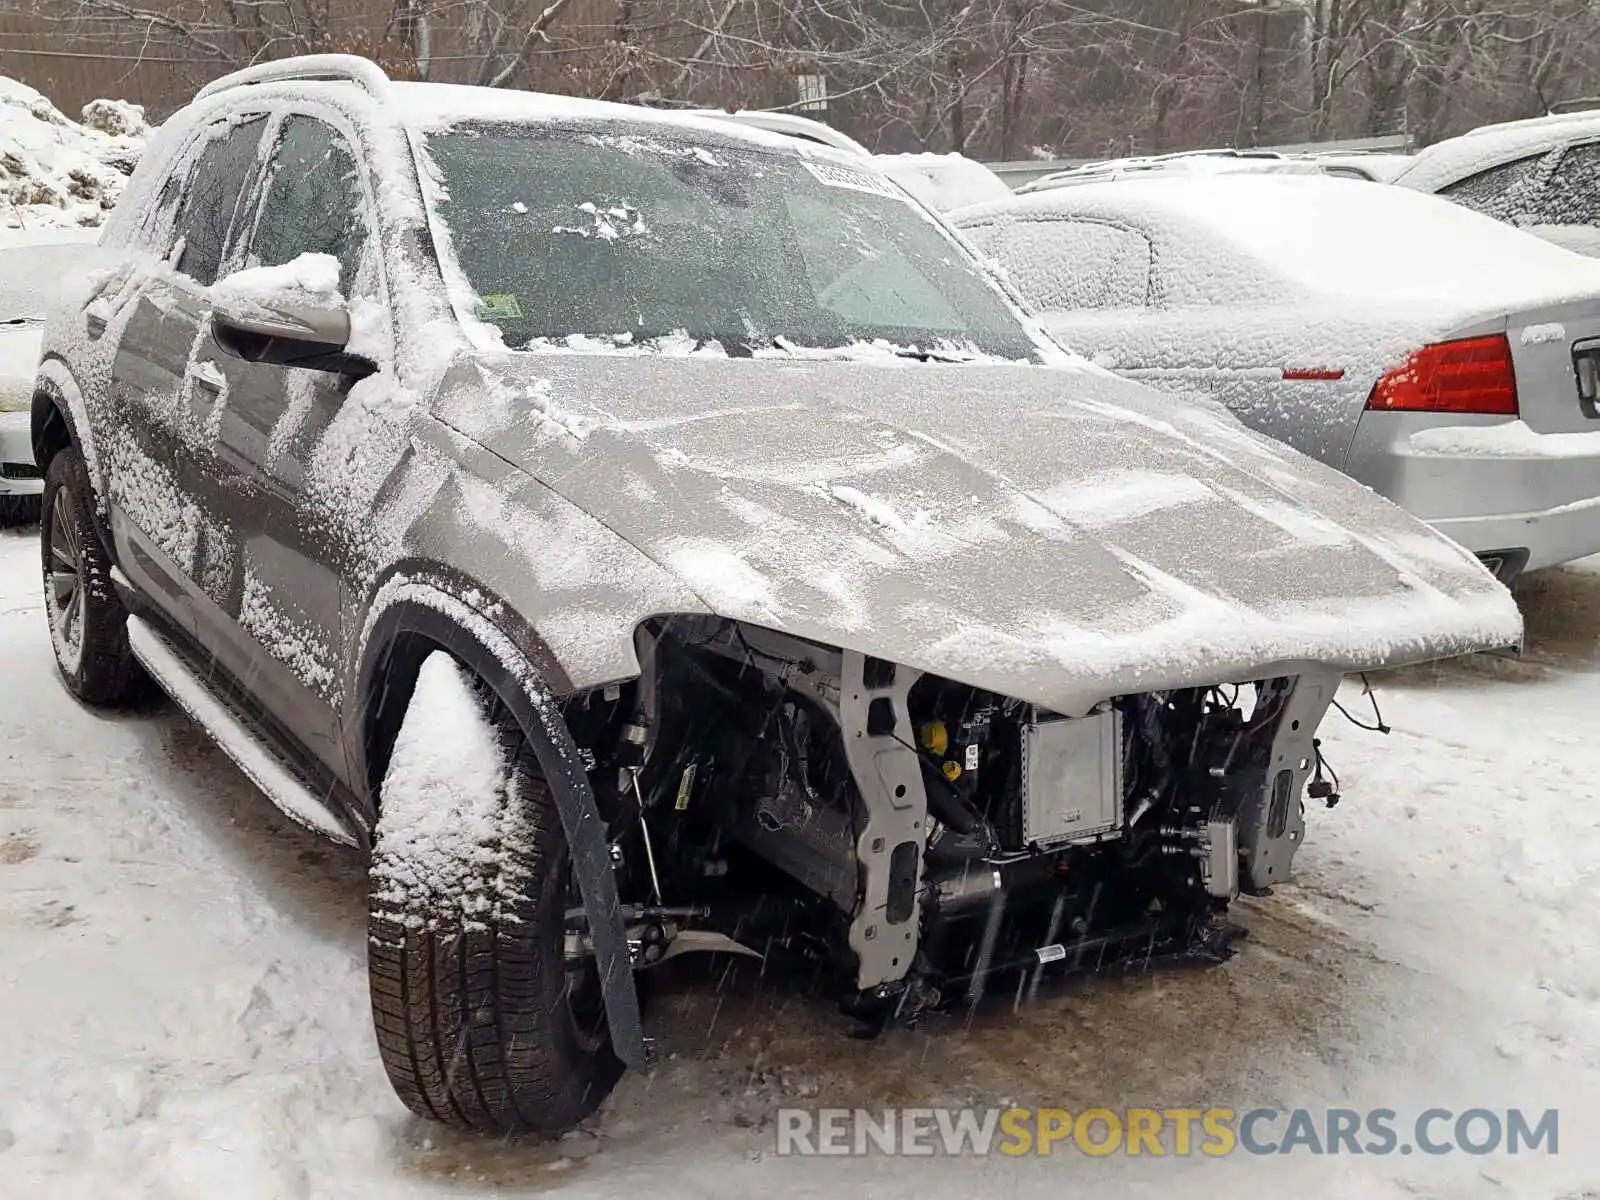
[2, 0, 1599, 156]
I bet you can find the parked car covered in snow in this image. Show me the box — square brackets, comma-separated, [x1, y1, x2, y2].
[31, 56, 1520, 1136]
[0, 228, 96, 525]
[954, 175, 1600, 582]
[1392, 110, 1600, 256]
[1017, 149, 1328, 193]
[688, 106, 1013, 213]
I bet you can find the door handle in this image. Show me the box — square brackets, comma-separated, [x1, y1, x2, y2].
[188, 361, 225, 394]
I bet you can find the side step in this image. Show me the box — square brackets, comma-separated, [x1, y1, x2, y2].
[126, 616, 359, 846]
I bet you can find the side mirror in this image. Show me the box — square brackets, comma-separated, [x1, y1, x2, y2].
[209, 253, 375, 378]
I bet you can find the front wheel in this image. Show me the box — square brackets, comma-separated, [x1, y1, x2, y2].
[41, 446, 140, 706]
[367, 650, 624, 1133]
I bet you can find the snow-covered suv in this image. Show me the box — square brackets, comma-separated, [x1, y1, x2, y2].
[29, 55, 1518, 1134]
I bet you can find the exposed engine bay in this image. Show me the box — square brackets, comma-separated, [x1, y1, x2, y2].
[563, 616, 1342, 1025]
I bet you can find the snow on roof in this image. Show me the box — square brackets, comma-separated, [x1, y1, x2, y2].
[958, 174, 1600, 313]
[0, 76, 148, 230]
[386, 82, 849, 157]
[685, 109, 872, 156]
[1021, 150, 1318, 193]
[874, 152, 1013, 213]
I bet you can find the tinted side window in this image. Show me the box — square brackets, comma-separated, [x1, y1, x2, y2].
[1438, 152, 1546, 221]
[171, 116, 268, 286]
[968, 218, 1152, 312]
[245, 116, 366, 294]
[1527, 142, 1600, 226]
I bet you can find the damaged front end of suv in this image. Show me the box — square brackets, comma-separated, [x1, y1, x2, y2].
[567, 615, 1340, 1030]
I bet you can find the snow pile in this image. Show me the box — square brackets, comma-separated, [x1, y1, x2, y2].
[211, 252, 343, 310]
[1409, 419, 1600, 458]
[821, 482, 925, 532]
[369, 652, 533, 932]
[552, 199, 648, 241]
[0, 76, 148, 229]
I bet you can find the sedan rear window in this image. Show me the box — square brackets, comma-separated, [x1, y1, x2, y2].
[964, 218, 1152, 311]
[421, 123, 1041, 360]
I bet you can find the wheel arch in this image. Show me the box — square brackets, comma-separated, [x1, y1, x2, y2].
[350, 564, 648, 1068]
[31, 360, 91, 475]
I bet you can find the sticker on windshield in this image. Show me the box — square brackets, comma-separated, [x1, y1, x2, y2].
[476, 293, 524, 321]
[802, 159, 905, 201]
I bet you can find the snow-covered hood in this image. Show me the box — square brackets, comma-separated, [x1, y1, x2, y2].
[436, 354, 1520, 710]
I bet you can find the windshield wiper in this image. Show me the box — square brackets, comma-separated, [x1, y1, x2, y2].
[886, 345, 981, 363]
[765, 335, 982, 363]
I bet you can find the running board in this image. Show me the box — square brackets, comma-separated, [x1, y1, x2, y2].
[126, 616, 358, 846]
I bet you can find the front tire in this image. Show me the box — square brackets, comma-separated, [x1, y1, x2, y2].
[41, 446, 139, 706]
[367, 651, 624, 1133]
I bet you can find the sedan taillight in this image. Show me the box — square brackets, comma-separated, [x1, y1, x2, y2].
[1366, 334, 1518, 415]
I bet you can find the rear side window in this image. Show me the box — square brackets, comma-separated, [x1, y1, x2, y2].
[169, 115, 268, 285]
[1438, 152, 1546, 221]
[967, 218, 1152, 311]
[243, 115, 367, 295]
[1525, 142, 1600, 226]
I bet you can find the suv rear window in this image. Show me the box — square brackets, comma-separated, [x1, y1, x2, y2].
[1438, 152, 1545, 221]
[421, 123, 1040, 360]
[1526, 141, 1600, 226]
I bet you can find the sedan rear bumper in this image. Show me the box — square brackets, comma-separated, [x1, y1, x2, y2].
[1429, 502, 1600, 575]
[0, 412, 41, 497]
[1345, 411, 1600, 574]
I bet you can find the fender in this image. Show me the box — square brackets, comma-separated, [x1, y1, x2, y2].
[32, 362, 121, 557]
[350, 567, 647, 1069]
[32, 359, 102, 494]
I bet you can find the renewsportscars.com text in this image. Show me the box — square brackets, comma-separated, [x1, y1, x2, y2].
[774, 1106, 1559, 1157]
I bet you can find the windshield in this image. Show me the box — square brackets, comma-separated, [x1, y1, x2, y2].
[421, 123, 1041, 360]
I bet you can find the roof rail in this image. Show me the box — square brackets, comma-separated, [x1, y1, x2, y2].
[196, 54, 390, 102]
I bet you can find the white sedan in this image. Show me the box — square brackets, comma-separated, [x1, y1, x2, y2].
[0, 228, 96, 525]
[953, 175, 1600, 581]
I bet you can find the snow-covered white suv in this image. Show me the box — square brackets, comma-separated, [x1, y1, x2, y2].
[29, 55, 1518, 1134]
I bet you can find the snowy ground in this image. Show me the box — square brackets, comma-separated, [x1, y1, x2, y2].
[0, 524, 1596, 1198]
